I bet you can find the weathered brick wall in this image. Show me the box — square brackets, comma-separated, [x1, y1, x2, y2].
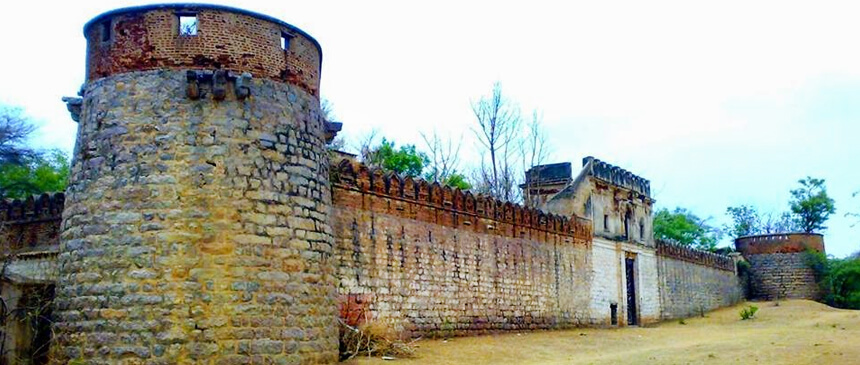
[735, 234, 824, 300]
[53, 14, 335, 360]
[0, 193, 63, 252]
[0, 194, 62, 365]
[85, 4, 322, 96]
[656, 241, 742, 319]
[331, 160, 596, 336]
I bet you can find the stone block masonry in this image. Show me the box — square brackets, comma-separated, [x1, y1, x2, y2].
[51, 4, 336, 364]
[657, 241, 743, 319]
[331, 160, 597, 337]
[735, 234, 824, 300]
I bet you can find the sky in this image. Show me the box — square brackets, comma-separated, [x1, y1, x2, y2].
[0, 0, 858, 257]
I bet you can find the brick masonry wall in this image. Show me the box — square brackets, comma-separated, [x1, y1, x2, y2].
[51, 69, 336, 364]
[86, 5, 322, 96]
[746, 253, 820, 300]
[331, 160, 596, 336]
[0, 194, 63, 252]
[656, 241, 743, 319]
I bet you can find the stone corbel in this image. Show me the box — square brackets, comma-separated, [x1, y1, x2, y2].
[61, 97, 83, 123]
[186, 70, 254, 101]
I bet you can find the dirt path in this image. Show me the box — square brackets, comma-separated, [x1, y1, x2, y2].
[344, 300, 860, 365]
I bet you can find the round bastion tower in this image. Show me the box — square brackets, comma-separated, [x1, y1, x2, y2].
[735, 233, 825, 301]
[53, 4, 338, 364]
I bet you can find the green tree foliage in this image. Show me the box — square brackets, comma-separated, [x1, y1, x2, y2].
[724, 206, 800, 238]
[790, 177, 836, 233]
[0, 150, 70, 199]
[806, 251, 860, 309]
[653, 207, 722, 251]
[364, 138, 428, 177]
[439, 172, 471, 190]
[725, 205, 761, 239]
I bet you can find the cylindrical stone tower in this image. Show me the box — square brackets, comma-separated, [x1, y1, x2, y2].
[52, 4, 337, 363]
[735, 233, 825, 301]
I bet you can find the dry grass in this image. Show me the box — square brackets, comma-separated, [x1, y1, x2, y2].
[340, 319, 418, 360]
[343, 300, 860, 364]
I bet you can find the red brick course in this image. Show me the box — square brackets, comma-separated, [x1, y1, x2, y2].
[85, 5, 321, 96]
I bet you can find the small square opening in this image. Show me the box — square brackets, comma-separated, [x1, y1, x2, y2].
[281, 32, 293, 50]
[101, 20, 111, 42]
[178, 14, 198, 36]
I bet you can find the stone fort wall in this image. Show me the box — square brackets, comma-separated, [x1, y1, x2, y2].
[0, 4, 768, 363]
[656, 241, 743, 319]
[735, 234, 824, 300]
[330, 160, 597, 336]
[52, 4, 336, 364]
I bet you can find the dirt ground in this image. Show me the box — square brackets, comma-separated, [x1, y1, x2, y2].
[343, 300, 860, 365]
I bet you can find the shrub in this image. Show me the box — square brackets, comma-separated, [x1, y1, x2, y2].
[739, 305, 758, 320]
[805, 249, 860, 309]
[339, 319, 417, 360]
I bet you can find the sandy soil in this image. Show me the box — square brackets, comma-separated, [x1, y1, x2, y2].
[343, 300, 860, 365]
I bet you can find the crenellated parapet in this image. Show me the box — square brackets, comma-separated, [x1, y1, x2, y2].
[0, 193, 64, 252]
[735, 233, 824, 255]
[583, 156, 650, 197]
[656, 240, 734, 272]
[331, 159, 592, 242]
[0, 193, 65, 223]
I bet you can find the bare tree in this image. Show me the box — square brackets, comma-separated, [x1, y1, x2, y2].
[471, 83, 521, 201]
[519, 110, 551, 207]
[420, 130, 463, 183]
[357, 129, 380, 165]
[0, 106, 36, 166]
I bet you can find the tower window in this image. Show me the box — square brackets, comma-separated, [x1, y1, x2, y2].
[101, 20, 111, 42]
[603, 214, 609, 231]
[178, 14, 198, 36]
[281, 32, 293, 50]
[640, 222, 645, 240]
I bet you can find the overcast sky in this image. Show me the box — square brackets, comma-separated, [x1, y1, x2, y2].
[1, 0, 858, 257]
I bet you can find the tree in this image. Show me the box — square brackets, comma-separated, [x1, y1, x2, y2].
[789, 177, 836, 233]
[807, 251, 860, 309]
[725, 206, 800, 238]
[760, 211, 800, 234]
[362, 138, 428, 177]
[848, 190, 859, 227]
[725, 205, 761, 239]
[420, 131, 471, 190]
[0, 149, 70, 199]
[471, 82, 521, 201]
[0, 105, 36, 166]
[519, 111, 551, 208]
[653, 207, 722, 251]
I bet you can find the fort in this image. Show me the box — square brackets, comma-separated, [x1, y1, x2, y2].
[0, 4, 825, 364]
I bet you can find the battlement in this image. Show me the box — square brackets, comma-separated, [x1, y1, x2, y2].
[84, 4, 322, 95]
[735, 233, 825, 255]
[332, 159, 592, 242]
[656, 240, 735, 272]
[583, 156, 651, 197]
[0, 193, 65, 223]
[523, 162, 572, 186]
[0, 193, 64, 252]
